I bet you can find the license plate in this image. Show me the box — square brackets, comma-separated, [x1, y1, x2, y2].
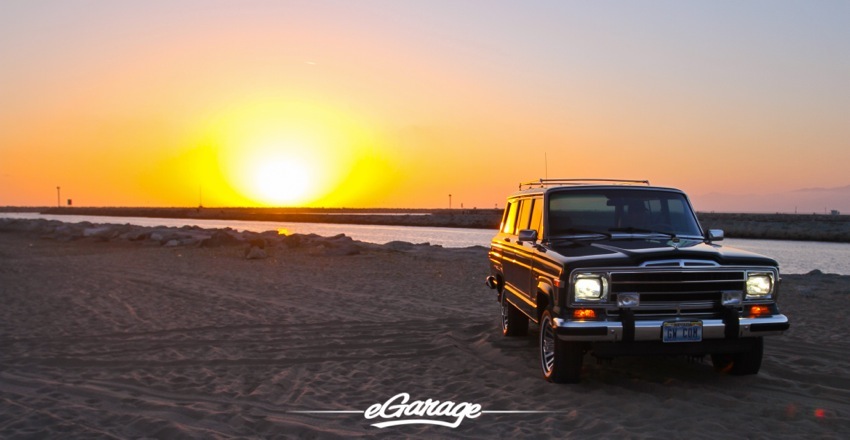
[662, 321, 703, 343]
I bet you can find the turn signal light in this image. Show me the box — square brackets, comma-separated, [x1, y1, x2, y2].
[748, 305, 771, 318]
[573, 309, 597, 319]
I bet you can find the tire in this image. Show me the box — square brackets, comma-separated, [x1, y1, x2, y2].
[500, 293, 528, 337]
[540, 310, 584, 383]
[710, 353, 734, 373]
[711, 337, 763, 376]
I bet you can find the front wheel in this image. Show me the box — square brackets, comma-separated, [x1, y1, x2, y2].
[501, 294, 528, 336]
[540, 310, 584, 383]
[711, 337, 764, 375]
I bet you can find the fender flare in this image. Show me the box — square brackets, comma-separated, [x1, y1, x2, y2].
[536, 279, 556, 318]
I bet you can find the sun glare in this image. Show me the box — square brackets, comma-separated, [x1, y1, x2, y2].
[219, 137, 328, 207]
[196, 98, 392, 207]
[253, 158, 312, 205]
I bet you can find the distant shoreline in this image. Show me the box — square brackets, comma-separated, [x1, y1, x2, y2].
[2, 206, 504, 230]
[696, 212, 850, 243]
[1, 207, 849, 243]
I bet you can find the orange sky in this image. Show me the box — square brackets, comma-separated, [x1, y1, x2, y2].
[1, 1, 848, 212]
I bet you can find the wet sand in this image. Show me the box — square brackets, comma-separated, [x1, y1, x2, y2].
[1, 224, 848, 438]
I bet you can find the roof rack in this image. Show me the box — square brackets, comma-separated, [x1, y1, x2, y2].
[519, 178, 651, 190]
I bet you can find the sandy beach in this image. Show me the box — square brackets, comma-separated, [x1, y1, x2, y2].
[1, 220, 849, 438]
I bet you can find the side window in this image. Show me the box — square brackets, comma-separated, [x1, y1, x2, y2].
[529, 198, 543, 237]
[501, 200, 519, 234]
[517, 198, 533, 232]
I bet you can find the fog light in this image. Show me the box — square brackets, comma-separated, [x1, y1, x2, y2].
[573, 309, 597, 319]
[617, 293, 640, 308]
[748, 305, 771, 317]
[722, 291, 742, 307]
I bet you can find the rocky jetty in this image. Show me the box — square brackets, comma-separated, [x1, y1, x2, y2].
[33, 207, 504, 229]
[0, 218, 441, 259]
[697, 212, 850, 242]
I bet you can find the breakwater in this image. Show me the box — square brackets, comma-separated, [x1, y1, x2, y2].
[31, 207, 503, 230]
[697, 212, 850, 243]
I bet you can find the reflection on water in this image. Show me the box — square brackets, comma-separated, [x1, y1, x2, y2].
[2, 212, 849, 275]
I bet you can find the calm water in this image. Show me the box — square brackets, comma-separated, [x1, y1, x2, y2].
[3, 212, 848, 275]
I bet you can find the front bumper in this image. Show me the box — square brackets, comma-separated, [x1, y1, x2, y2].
[553, 314, 790, 342]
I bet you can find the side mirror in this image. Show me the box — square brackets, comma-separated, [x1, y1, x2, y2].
[518, 229, 538, 243]
[707, 229, 724, 242]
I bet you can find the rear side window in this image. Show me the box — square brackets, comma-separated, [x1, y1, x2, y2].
[529, 198, 543, 236]
[501, 200, 519, 234]
[517, 199, 533, 231]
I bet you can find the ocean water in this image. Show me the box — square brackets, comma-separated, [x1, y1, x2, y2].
[2, 212, 848, 275]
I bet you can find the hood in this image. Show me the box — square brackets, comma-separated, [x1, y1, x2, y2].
[549, 237, 778, 268]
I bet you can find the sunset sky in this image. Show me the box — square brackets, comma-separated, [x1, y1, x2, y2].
[1, 1, 848, 212]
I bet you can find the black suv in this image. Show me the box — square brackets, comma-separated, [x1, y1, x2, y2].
[485, 179, 789, 383]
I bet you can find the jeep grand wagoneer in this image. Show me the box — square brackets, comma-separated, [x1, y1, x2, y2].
[485, 179, 790, 383]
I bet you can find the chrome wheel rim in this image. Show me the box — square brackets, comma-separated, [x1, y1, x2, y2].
[541, 316, 555, 375]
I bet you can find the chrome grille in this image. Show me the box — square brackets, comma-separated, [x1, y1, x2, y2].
[607, 270, 745, 319]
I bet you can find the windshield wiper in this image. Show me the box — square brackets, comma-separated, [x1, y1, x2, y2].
[551, 228, 612, 239]
[608, 227, 678, 239]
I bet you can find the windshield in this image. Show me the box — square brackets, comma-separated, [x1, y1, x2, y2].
[547, 189, 703, 238]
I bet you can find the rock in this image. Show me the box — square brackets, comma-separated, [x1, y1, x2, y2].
[244, 246, 268, 260]
[324, 243, 361, 256]
[280, 234, 304, 248]
[201, 230, 242, 247]
[83, 226, 115, 241]
[51, 224, 82, 241]
[0, 218, 52, 233]
[384, 241, 415, 251]
[120, 229, 150, 241]
[248, 238, 266, 249]
[305, 238, 362, 256]
[179, 236, 207, 247]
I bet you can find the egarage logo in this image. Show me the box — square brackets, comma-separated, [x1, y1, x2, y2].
[364, 393, 482, 428]
[291, 392, 551, 429]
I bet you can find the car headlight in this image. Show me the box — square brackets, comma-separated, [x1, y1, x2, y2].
[574, 274, 608, 302]
[746, 272, 774, 299]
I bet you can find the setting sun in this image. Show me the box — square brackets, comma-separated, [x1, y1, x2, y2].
[194, 99, 344, 207]
[252, 157, 313, 206]
[187, 97, 396, 207]
[217, 137, 327, 207]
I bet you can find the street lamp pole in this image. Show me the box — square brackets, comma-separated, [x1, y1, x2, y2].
[56, 186, 61, 208]
[448, 194, 452, 210]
